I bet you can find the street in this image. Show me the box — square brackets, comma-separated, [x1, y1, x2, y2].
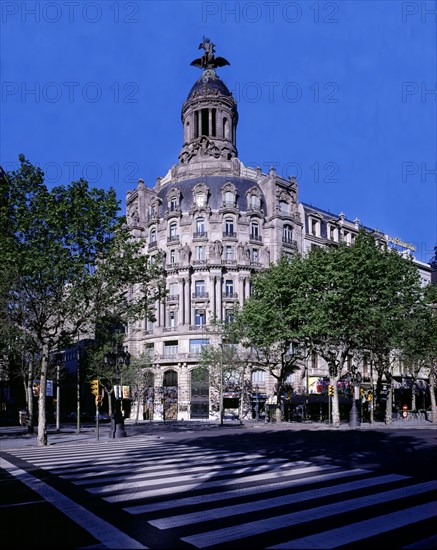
[1, 422, 437, 549]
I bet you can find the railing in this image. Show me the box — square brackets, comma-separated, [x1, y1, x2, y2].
[282, 238, 298, 248]
[250, 234, 263, 242]
[223, 231, 237, 238]
[148, 240, 158, 250]
[193, 231, 208, 239]
[167, 235, 180, 243]
[223, 292, 238, 299]
[189, 325, 209, 331]
[167, 294, 179, 302]
[192, 292, 209, 299]
[162, 327, 177, 333]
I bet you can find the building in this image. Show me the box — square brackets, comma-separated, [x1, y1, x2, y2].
[124, 39, 433, 422]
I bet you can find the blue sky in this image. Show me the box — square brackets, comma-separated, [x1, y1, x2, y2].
[1, 0, 436, 262]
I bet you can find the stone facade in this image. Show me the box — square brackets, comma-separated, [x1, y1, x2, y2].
[124, 44, 432, 422]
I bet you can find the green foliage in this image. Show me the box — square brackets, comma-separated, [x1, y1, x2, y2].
[2, 156, 165, 443]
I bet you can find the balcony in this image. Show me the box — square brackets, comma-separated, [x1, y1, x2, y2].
[189, 325, 209, 332]
[162, 327, 177, 333]
[193, 231, 208, 240]
[167, 294, 179, 303]
[223, 292, 238, 300]
[192, 292, 209, 300]
[222, 231, 237, 239]
[167, 235, 180, 244]
[282, 238, 298, 249]
[192, 259, 207, 265]
[148, 240, 158, 251]
[249, 234, 263, 243]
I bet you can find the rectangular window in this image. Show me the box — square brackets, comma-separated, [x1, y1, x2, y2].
[189, 339, 209, 354]
[168, 311, 176, 328]
[225, 245, 233, 260]
[195, 245, 205, 260]
[252, 248, 259, 262]
[195, 280, 205, 297]
[225, 310, 234, 324]
[163, 341, 178, 356]
[225, 218, 234, 235]
[225, 279, 234, 296]
[169, 282, 178, 295]
[252, 369, 265, 383]
[170, 249, 176, 264]
[195, 309, 206, 326]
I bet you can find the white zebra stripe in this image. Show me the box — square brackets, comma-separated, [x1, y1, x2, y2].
[181, 481, 437, 548]
[268, 501, 437, 549]
[150, 473, 408, 529]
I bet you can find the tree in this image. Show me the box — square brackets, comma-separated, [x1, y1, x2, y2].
[197, 320, 250, 423]
[2, 156, 164, 445]
[399, 284, 437, 422]
[235, 256, 310, 418]
[301, 232, 422, 427]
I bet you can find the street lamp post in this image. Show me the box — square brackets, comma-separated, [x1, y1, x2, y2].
[346, 365, 362, 428]
[104, 345, 130, 438]
[52, 351, 65, 433]
[255, 384, 259, 422]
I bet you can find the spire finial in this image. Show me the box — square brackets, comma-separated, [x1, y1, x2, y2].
[190, 37, 230, 70]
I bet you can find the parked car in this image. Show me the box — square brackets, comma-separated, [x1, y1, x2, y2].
[94, 412, 110, 423]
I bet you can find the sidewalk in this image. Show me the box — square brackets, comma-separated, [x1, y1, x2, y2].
[1, 417, 435, 451]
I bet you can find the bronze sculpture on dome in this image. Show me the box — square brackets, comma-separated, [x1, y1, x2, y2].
[190, 37, 230, 70]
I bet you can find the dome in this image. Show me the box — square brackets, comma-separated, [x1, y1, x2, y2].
[157, 175, 266, 215]
[187, 71, 232, 101]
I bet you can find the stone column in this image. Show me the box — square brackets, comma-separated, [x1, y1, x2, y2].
[216, 275, 222, 321]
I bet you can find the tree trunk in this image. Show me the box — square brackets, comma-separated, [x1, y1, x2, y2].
[332, 376, 341, 428]
[37, 349, 48, 446]
[411, 380, 417, 410]
[106, 389, 113, 416]
[27, 359, 34, 433]
[135, 387, 141, 425]
[429, 373, 437, 423]
[385, 379, 393, 425]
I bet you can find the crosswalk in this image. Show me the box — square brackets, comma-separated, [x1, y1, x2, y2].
[6, 438, 437, 549]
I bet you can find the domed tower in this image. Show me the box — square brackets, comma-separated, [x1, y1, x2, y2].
[125, 39, 303, 422]
[179, 37, 238, 165]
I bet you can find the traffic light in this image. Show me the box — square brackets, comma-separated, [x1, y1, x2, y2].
[328, 385, 334, 396]
[90, 379, 99, 396]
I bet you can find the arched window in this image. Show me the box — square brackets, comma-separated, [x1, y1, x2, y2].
[250, 221, 260, 240]
[251, 195, 260, 209]
[149, 227, 157, 244]
[224, 191, 234, 206]
[283, 225, 293, 243]
[196, 192, 206, 207]
[170, 197, 178, 212]
[169, 222, 178, 241]
[224, 217, 234, 236]
[196, 218, 205, 237]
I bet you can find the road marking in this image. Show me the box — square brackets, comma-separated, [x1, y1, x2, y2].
[182, 481, 437, 548]
[1, 458, 147, 549]
[268, 501, 437, 549]
[150, 474, 407, 529]
[124, 466, 359, 515]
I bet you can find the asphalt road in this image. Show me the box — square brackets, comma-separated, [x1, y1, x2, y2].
[1, 421, 436, 549]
